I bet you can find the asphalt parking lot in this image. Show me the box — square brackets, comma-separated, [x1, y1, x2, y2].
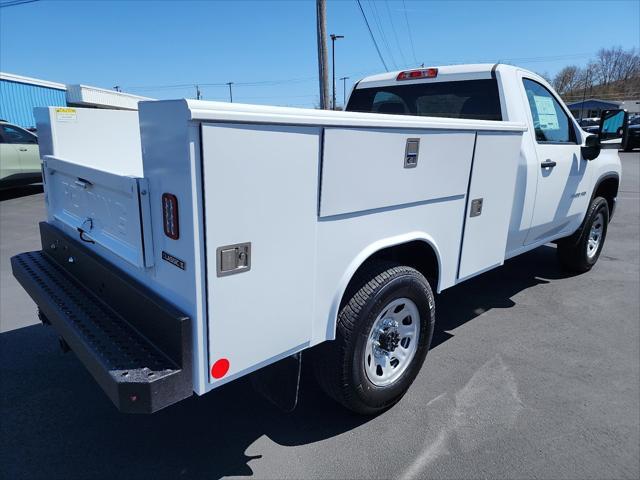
[1, 153, 639, 480]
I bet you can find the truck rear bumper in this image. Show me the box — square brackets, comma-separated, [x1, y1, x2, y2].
[11, 222, 192, 413]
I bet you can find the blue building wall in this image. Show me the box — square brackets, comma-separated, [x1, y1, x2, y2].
[0, 79, 67, 128]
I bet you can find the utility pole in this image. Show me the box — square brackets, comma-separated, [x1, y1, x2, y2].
[316, 0, 329, 109]
[195, 85, 201, 100]
[580, 71, 590, 121]
[330, 33, 344, 109]
[340, 76, 349, 107]
[226, 82, 234, 103]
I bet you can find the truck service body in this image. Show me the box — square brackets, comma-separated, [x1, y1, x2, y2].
[12, 64, 623, 414]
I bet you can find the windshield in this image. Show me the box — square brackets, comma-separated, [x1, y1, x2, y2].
[346, 79, 502, 121]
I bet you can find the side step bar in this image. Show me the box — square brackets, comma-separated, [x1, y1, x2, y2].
[11, 222, 192, 413]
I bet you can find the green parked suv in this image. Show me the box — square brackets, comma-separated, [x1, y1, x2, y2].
[0, 120, 41, 188]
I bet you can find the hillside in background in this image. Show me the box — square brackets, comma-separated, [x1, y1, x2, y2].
[561, 76, 640, 104]
[552, 47, 639, 104]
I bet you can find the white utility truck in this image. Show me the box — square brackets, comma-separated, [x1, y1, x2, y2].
[13, 64, 626, 414]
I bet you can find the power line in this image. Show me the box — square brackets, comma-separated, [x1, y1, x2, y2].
[122, 51, 602, 95]
[355, 0, 389, 72]
[0, 0, 40, 8]
[402, 0, 418, 65]
[124, 75, 318, 92]
[367, 0, 397, 69]
[384, 0, 406, 67]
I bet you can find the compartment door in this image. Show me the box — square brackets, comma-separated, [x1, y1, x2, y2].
[457, 132, 523, 280]
[201, 123, 320, 384]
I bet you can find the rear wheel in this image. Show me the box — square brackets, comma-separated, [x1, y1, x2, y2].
[313, 263, 435, 414]
[557, 196, 609, 272]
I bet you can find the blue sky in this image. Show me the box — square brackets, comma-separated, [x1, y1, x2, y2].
[1, 0, 638, 107]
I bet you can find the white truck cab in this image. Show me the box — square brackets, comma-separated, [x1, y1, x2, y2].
[12, 64, 625, 414]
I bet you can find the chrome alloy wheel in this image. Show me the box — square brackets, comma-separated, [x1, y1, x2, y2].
[587, 211, 605, 259]
[364, 298, 420, 387]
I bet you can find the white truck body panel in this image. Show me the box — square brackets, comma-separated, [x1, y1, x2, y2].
[457, 131, 523, 280]
[319, 128, 475, 217]
[145, 100, 525, 386]
[34, 107, 142, 176]
[28, 63, 621, 403]
[201, 123, 320, 382]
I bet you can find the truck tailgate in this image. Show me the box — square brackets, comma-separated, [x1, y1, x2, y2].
[44, 156, 154, 269]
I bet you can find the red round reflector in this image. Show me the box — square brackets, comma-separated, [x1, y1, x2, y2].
[211, 358, 230, 379]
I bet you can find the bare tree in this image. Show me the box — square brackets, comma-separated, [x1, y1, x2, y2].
[617, 48, 640, 82]
[553, 65, 581, 94]
[592, 46, 640, 85]
[557, 47, 639, 102]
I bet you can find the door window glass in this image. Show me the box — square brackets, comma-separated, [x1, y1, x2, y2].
[522, 79, 575, 143]
[1, 125, 37, 144]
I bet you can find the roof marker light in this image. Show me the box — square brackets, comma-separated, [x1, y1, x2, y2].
[396, 68, 438, 81]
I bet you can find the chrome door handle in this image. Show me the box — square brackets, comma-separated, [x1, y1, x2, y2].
[541, 160, 557, 169]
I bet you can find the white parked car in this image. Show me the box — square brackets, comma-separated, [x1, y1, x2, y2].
[0, 120, 41, 188]
[12, 64, 626, 414]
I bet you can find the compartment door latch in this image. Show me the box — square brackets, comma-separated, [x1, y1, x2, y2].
[470, 198, 483, 217]
[404, 138, 420, 168]
[216, 242, 251, 277]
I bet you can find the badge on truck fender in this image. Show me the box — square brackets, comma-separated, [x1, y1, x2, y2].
[162, 251, 186, 270]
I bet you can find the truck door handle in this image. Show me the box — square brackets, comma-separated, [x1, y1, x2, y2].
[541, 160, 557, 169]
[18, 147, 28, 152]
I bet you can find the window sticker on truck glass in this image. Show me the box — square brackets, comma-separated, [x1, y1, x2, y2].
[533, 95, 559, 130]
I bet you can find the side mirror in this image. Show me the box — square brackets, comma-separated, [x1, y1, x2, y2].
[581, 134, 601, 161]
[599, 109, 628, 149]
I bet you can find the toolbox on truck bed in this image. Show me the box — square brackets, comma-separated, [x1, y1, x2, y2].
[11, 222, 192, 413]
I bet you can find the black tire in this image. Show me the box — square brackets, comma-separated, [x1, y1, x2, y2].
[557, 196, 609, 273]
[313, 263, 435, 415]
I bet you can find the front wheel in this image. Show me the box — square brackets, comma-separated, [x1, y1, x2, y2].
[557, 196, 609, 272]
[313, 263, 435, 415]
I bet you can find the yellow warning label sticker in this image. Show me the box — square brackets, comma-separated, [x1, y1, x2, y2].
[55, 107, 77, 122]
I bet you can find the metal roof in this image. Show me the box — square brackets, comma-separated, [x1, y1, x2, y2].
[0, 78, 66, 127]
[566, 99, 621, 108]
[0, 72, 66, 90]
[66, 84, 152, 110]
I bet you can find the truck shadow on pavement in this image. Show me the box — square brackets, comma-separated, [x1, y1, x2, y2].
[0, 245, 576, 480]
[0, 184, 43, 201]
[432, 244, 574, 348]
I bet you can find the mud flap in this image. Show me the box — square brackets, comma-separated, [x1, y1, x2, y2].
[250, 352, 302, 413]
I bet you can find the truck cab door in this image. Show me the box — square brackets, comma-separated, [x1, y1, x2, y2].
[520, 78, 591, 245]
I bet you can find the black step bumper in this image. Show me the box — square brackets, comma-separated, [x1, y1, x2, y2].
[11, 222, 192, 413]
